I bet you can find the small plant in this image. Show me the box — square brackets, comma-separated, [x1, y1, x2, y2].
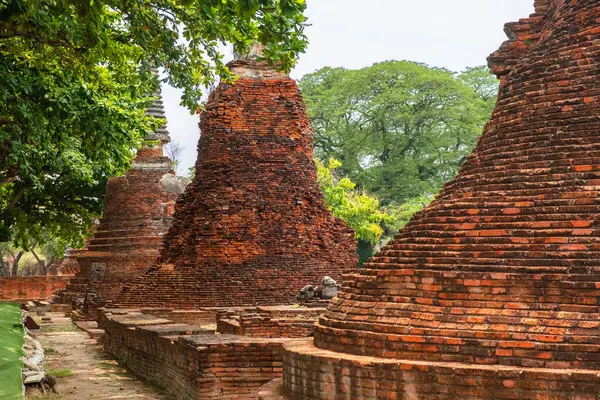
[43, 347, 57, 355]
[47, 369, 73, 378]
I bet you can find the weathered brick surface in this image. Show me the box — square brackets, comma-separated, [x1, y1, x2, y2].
[0, 276, 70, 300]
[54, 249, 80, 276]
[102, 309, 300, 399]
[139, 308, 218, 327]
[279, 1, 600, 398]
[63, 154, 177, 304]
[116, 58, 357, 308]
[59, 85, 181, 307]
[314, 0, 600, 363]
[280, 340, 600, 400]
[216, 306, 324, 338]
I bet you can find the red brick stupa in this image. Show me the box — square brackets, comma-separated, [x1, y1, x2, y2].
[61, 76, 186, 305]
[274, 1, 600, 399]
[116, 47, 357, 308]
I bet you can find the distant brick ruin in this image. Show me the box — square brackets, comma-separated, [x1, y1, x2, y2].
[60, 76, 186, 306]
[50, 248, 80, 276]
[266, 1, 600, 399]
[115, 49, 357, 308]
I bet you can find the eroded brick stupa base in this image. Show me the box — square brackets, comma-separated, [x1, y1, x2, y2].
[272, 0, 600, 398]
[267, 340, 600, 400]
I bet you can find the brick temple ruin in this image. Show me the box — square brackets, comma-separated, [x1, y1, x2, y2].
[257, 1, 600, 399]
[59, 75, 187, 307]
[114, 48, 357, 309]
[94, 47, 358, 400]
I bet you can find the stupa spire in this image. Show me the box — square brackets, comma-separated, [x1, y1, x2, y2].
[115, 43, 357, 309]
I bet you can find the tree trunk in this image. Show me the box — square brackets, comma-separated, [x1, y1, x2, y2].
[45, 256, 56, 275]
[11, 251, 23, 276]
[0, 261, 8, 276]
[30, 249, 47, 276]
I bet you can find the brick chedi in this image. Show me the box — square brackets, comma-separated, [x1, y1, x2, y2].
[116, 47, 357, 308]
[61, 74, 186, 306]
[272, 1, 600, 399]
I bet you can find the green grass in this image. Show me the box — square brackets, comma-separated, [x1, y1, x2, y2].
[47, 368, 73, 378]
[0, 302, 24, 399]
[43, 347, 57, 356]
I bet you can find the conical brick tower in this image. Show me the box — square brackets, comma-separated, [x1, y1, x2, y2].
[116, 47, 358, 308]
[60, 73, 186, 306]
[275, 1, 600, 399]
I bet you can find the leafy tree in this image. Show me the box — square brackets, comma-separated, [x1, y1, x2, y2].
[0, 0, 308, 248]
[300, 61, 498, 206]
[459, 65, 500, 103]
[317, 158, 391, 246]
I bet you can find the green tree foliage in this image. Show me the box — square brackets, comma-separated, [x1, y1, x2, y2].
[0, 0, 308, 247]
[300, 61, 498, 206]
[316, 158, 433, 263]
[316, 158, 390, 246]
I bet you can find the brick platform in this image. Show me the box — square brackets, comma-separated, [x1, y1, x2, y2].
[275, 340, 600, 400]
[101, 309, 309, 399]
[279, 1, 600, 398]
[217, 306, 325, 338]
[116, 50, 357, 309]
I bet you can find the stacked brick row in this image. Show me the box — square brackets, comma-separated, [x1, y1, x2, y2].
[116, 56, 357, 308]
[216, 306, 324, 338]
[282, 340, 600, 400]
[60, 80, 181, 306]
[0, 276, 70, 301]
[101, 309, 296, 399]
[54, 249, 81, 276]
[276, 1, 600, 399]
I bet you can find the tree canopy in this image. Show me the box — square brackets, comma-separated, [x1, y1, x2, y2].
[316, 158, 390, 246]
[0, 0, 308, 249]
[299, 61, 498, 206]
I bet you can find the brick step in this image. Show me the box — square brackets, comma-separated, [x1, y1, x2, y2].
[280, 339, 600, 400]
[85, 238, 164, 249]
[91, 227, 168, 238]
[315, 322, 600, 369]
[362, 259, 597, 270]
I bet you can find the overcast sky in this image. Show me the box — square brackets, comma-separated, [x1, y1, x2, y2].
[163, 0, 534, 174]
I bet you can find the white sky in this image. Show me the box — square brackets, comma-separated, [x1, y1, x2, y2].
[162, 0, 534, 174]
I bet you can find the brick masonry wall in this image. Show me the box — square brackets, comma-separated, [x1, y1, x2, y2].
[116, 59, 357, 309]
[281, 340, 600, 400]
[0, 276, 70, 301]
[140, 308, 218, 327]
[313, 0, 600, 365]
[101, 310, 297, 399]
[216, 306, 324, 338]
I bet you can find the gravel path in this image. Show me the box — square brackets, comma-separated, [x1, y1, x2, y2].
[25, 312, 171, 400]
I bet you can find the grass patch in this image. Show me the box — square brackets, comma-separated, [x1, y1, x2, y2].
[38, 324, 78, 333]
[47, 368, 73, 378]
[0, 302, 24, 399]
[43, 347, 57, 355]
[98, 360, 122, 370]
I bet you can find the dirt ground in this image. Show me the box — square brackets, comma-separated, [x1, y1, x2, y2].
[25, 312, 171, 400]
